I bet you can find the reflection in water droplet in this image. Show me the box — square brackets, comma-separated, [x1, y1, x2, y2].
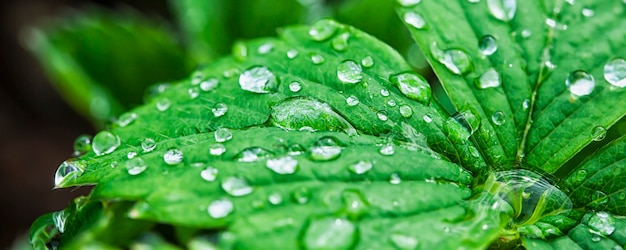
[361, 56, 374, 68]
[308, 19, 339, 41]
[566, 70, 595, 96]
[142, 138, 156, 152]
[391, 72, 431, 104]
[239, 66, 278, 93]
[302, 218, 356, 249]
[208, 199, 233, 218]
[479, 35, 498, 56]
[156, 98, 171, 111]
[331, 32, 350, 51]
[491, 111, 506, 126]
[348, 160, 373, 174]
[346, 95, 360, 106]
[215, 128, 233, 142]
[404, 11, 426, 29]
[212, 103, 228, 117]
[92, 131, 121, 156]
[55, 160, 84, 186]
[201, 167, 218, 182]
[210, 143, 226, 156]
[588, 211, 615, 236]
[604, 58, 626, 88]
[487, 0, 517, 21]
[592, 126, 606, 141]
[266, 156, 298, 174]
[164, 148, 184, 165]
[399, 105, 413, 118]
[73, 135, 92, 156]
[337, 60, 363, 84]
[289, 81, 302, 92]
[221, 176, 253, 196]
[126, 157, 147, 175]
[236, 147, 272, 162]
[200, 78, 219, 91]
[117, 112, 137, 127]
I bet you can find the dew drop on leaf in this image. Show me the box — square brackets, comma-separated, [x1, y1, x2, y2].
[404, 11, 426, 29]
[308, 19, 339, 41]
[191, 71, 204, 85]
[239, 66, 278, 93]
[310, 136, 343, 161]
[587, 211, 615, 236]
[223, 68, 240, 79]
[431, 43, 473, 75]
[288, 143, 306, 156]
[292, 186, 311, 204]
[592, 126, 606, 141]
[212, 103, 228, 117]
[390, 233, 419, 250]
[200, 78, 219, 91]
[200, 167, 218, 182]
[566, 70, 595, 96]
[55, 160, 85, 187]
[310, 53, 326, 65]
[127, 151, 137, 159]
[208, 199, 233, 218]
[346, 95, 360, 106]
[268, 192, 283, 205]
[337, 60, 363, 84]
[521, 29, 532, 38]
[156, 98, 171, 112]
[348, 160, 373, 174]
[390, 72, 431, 104]
[522, 99, 530, 110]
[377, 110, 389, 121]
[604, 58, 626, 88]
[221, 176, 253, 197]
[289, 81, 302, 92]
[266, 156, 298, 174]
[380, 88, 390, 96]
[487, 0, 517, 21]
[491, 111, 506, 126]
[92, 131, 121, 156]
[389, 173, 402, 184]
[342, 190, 369, 218]
[117, 112, 137, 127]
[477, 68, 501, 89]
[188, 87, 200, 99]
[478, 35, 498, 56]
[387, 100, 397, 107]
[141, 138, 156, 152]
[379, 144, 395, 156]
[72, 134, 92, 157]
[271, 97, 355, 133]
[163, 148, 184, 165]
[287, 49, 299, 59]
[209, 143, 226, 156]
[214, 128, 233, 143]
[126, 157, 147, 175]
[453, 110, 481, 135]
[582, 8, 594, 17]
[361, 56, 374, 68]
[257, 43, 273, 54]
[302, 218, 356, 250]
[423, 114, 433, 123]
[236, 147, 273, 162]
[331, 32, 350, 51]
[399, 105, 413, 118]
[397, 0, 421, 7]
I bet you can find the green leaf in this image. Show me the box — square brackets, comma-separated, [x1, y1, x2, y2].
[29, 213, 58, 250]
[26, 8, 193, 125]
[398, 0, 626, 173]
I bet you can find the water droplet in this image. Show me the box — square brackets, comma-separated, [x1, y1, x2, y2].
[604, 58, 626, 88]
[404, 11, 426, 29]
[399, 105, 413, 118]
[268, 192, 283, 205]
[223, 68, 240, 79]
[311, 53, 326, 65]
[592, 126, 606, 141]
[361, 56, 374, 68]
[566, 70, 595, 96]
[127, 151, 137, 159]
[212, 103, 228, 117]
[391, 72, 431, 104]
[310, 137, 343, 161]
[302, 218, 356, 249]
[331, 32, 350, 51]
[287, 49, 299, 59]
[200, 78, 219, 91]
[221, 176, 253, 196]
[72, 135, 92, 156]
[453, 109, 481, 135]
[126, 157, 147, 175]
[257, 43, 273, 54]
[397, 0, 421, 6]
[208, 199, 233, 218]
[582, 8, 594, 17]
[271, 97, 355, 133]
[92, 131, 121, 156]
[289, 81, 302, 92]
[423, 114, 433, 123]
[117, 112, 137, 127]
[389, 173, 402, 184]
[491, 111, 506, 126]
[545, 18, 567, 30]
[479, 35, 498, 56]
[337, 60, 363, 84]
[380, 88, 390, 96]
[431, 43, 472, 75]
[522, 99, 530, 109]
[214, 128, 233, 143]
[487, 0, 517, 21]
[521, 29, 532, 38]
[164, 148, 184, 165]
[308, 19, 339, 41]
[379, 144, 395, 156]
[235, 147, 272, 162]
[191, 71, 204, 85]
[387, 99, 397, 107]
[292, 186, 311, 204]
[591, 234, 602, 242]
[156, 98, 171, 112]
[52, 210, 67, 233]
[140, 138, 156, 152]
[390, 233, 419, 250]
[188, 87, 200, 99]
[476, 68, 501, 90]
[342, 190, 369, 218]
[55, 160, 84, 186]
[588, 211, 615, 236]
[201, 167, 218, 182]
[239, 66, 277, 93]
[346, 95, 360, 106]
[377, 110, 389, 121]
[266, 156, 298, 174]
[288, 144, 306, 156]
[348, 160, 373, 174]
[209, 144, 226, 156]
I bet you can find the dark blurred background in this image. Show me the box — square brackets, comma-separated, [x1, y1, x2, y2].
[0, 0, 167, 248]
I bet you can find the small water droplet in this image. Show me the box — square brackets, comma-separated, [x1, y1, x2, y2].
[223, 68, 240, 79]
[582, 8, 594, 17]
[212, 103, 228, 117]
[92, 131, 121, 156]
[221, 176, 253, 196]
[268, 192, 283, 205]
[310, 137, 343, 161]
[346, 95, 360, 106]
[72, 135, 92, 156]
[117, 112, 137, 127]
[399, 105, 413, 118]
[522, 99, 530, 109]
[390, 233, 419, 250]
[491, 111, 506, 126]
[379, 144, 395, 156]
[404, 11, 426, 29]
[592, 126, 606, 141]
[163, 148, 184, 165]
[588, 211, 616, 236]
[348, 160, 373, 174]
[380, 88, 390, 96]
[126, 157, 147, 175]
[431, 43, 473, 75]
[287, 49, 299, 59]
[141, 138, 156, 152]
[127, 151, 137, 159]
[423, 114, 433, 123]
[477, 68, 501, 89]
[487, 0, 517, 21]
[479, 35, 498, 56]
[288, 144, 306, 155]
[361, 56, 374, 68]
[156, 98, 171, 111]
[208, 199, 233, 218]
[604, 58, 626, 88]
[521, 29, 532, 38]
[390, 173, 402, 184]
[302, 218, 356, 249]
[266, 156, 298, 174]
[292, 186, 311, 204]
[387, 99, 397, 106]
[191, 71, 204, 85]
[289, 81, 302, 92]
[239, 66, 277, 93]
[188, 87, 200, 99]
[257, 43, 273, 54]
[377, 110, 389, 121]
[545, 18, 567, 30]
[209, 143, 226, 156]
[391, 72, 431, 104]
[215, 128, 233, 142]
[311, 53, 326, 64]
[397, 0, 421, 6]
[308, 19, 339, 41]
[331, 32, 350, 51]
[55, 160, 84, 186]
[337, 60, 363, 84]
[566, 70, 595, 96]
[200, 166, 218, 182]
[200, 78, 219, 91]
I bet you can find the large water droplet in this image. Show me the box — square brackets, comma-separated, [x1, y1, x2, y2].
[126, 157, 147, 175]
[156, 98, 171, 111]
[566, 70, 595, 96]
[604, 58, 626, 88]
[212, 103, 228, 117]
[200, 78, 219, 91]
[200, 167, 218, 182]
[477, 68, 501, 90]
[271, 97, 355, 133]
[309, 19, 339, 41]
[117, 112, 137, 127]
[348, 160, 373, 174]
[404, 11, 426, 29]
[55, 160, 84, 187]
[391, 72, 431, 104]
[346, 95, 360, 106]
[302, 218, 356, 249]
[310, 136, 343, 161]
[72, 135, 92, 156]
[332, 32, 350, 51]
[215, 128, 233, 142]
[337, 60, 363, 84]
[164, 148, 184, 165]
[209, 143, 226, 156]
[399, 105, 413, 118]
[491, 111, 506, 126]
[208, 199, 233, 218]
[236, 147, 273, 162]
[266, 156, 298, 174]
[92, 131, 121, 156]
[390, 233, 419, 250]
[487, 0, 517, 21]
[221, 176, 253, 196]
[361, 56, 374, 68]
[239, 66, 277, 93]
[289, 81, 302, 92]
[592, 126, 606, 141]
[588, 211, 615, 236]
[431, 43, 472, 75]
